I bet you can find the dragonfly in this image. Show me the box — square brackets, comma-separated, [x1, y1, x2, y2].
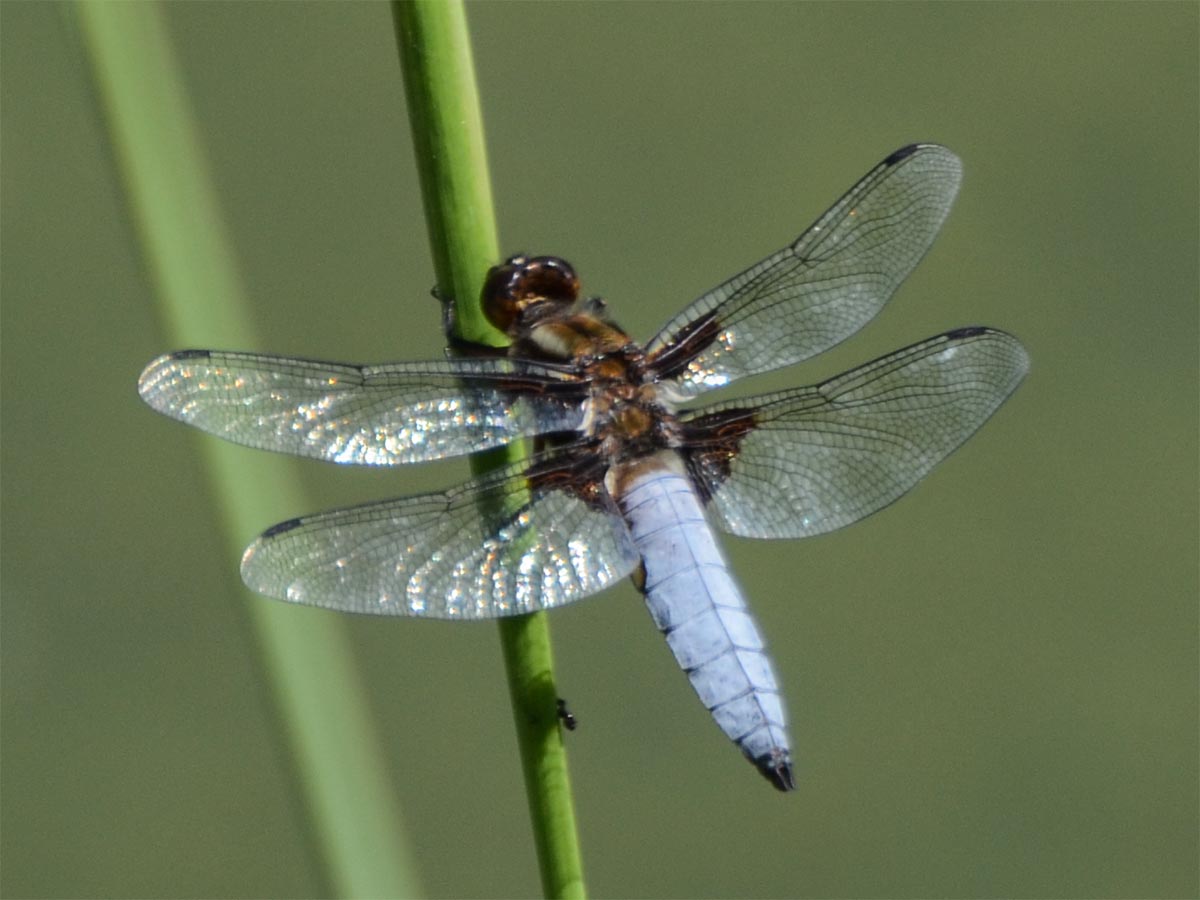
[139, 144, 1029, 791]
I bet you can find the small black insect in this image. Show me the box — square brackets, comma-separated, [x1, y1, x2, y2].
[556, 698, 578, 731]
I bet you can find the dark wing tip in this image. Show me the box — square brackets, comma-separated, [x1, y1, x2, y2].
[140, 349, 213, 373]
[166, 349, 215, 361]
[944, 325, 991, 340]
[240, 518, 304, 596]
[884, 143, 923, 165]
[138, 349, 214, 395]
[942, 326, 1030, 370]
[884, 142, 946, 166]
[260, 517, 305, 540]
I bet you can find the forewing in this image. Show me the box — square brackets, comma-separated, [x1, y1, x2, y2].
[239, 456, 641, 617]
[681, 328, 1029, 538]
[138, 350, 585, 465]
[647, 144, 963, 398]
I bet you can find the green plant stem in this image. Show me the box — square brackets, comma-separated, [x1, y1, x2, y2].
[393, 3, 587, 898]
[77, 4, 418, 897]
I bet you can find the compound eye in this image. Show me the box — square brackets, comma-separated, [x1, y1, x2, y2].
[482, 255, 580, 335]
[519, 256, 580, 303]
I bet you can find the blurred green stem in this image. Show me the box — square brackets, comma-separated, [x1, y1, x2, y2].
[392, 3, 587, 898]
[77, 3, 418, 897]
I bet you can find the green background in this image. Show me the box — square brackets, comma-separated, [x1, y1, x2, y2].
[2, 2, 1196, 897]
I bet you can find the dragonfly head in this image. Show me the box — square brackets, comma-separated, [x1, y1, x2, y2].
[482, 254, 581, 338]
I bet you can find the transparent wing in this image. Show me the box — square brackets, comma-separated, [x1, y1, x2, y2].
[239, 456, 641, 617]
[138, 350, 586, 465]
[646, 144, 963, 398]
[681, 328, 1029, 539]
